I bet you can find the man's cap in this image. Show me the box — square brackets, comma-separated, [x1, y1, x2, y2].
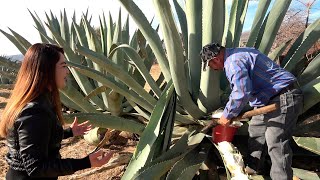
[200, 42, 221, 71]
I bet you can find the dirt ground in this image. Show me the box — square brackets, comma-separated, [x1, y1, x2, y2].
[0, 64, 162, 179]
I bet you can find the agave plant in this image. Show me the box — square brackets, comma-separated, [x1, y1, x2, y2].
[1, 0, 320, 179]
[0, 56, 20, 85]
[115, 0, 320, 178]
[0, 9, 163, 143]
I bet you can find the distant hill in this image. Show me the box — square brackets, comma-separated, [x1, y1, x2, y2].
[9, 54, 23, 61]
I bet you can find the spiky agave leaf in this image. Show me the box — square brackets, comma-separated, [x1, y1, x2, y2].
[282, 19, 320, 72]
[298, 53, 320, 86]
[293, 136, 320, 155]
[301, 77, 320, 113]
[64, 113, 145, 135]
[122, 81, 175, 180]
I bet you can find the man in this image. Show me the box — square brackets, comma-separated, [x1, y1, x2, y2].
[200, 42, 303, 180]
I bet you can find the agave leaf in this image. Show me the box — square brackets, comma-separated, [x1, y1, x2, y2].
[293, 136, 320, 155]
[134, 132, 205, 179]
[107, 12, 114, 55]
[226, 0, 249, 48]
[99, 12, 108, 56]
[60, 82, 97, 113]
[82, 15, 102, 53]
[254, 12, 269, 50]
[186, 0, 202, 101]
[154, 0, 203, 118]
[133, 81, 173, 156]
[173, 0, 188, 55]
[8, 28, 32, 50]
[283, 19, 320, 72]
[133, 156, 183, 180]
[175, 114, 199, 125]
[60, 9, 70, 46]
[73, 21, 89, 48]
[145, 91, 176, 163]
[111, 8, 127, 76]
[294, 114, 320, 138]
[81, 15, 112, 112]
[246, 0, 271, 47]
[121, 81, 174, 180]
[126, 99, 151, 120]
[47, 10, 61, 36]
[59, 92, 84, 112]
[130, 35, 148, 87]
[64, 113, 145, 135]
[257, 0, 292, 54]
[35, 27, 56, 44]
[76, 44, 157, 106]
[67, 61, 153, 113]
[111, 44, 162, 97]
[28, 10, 49, 43]
[292, 167, 320, 180]
[299, 53, 320, 86]
[117, 0, 171, 82]
[202, 0, 225, 44]
[45, 22, 106, 110]
[73, 22, 93, 68]
[268, 39, 292, 61]
[0, 29, 28, 55]
[199, 0, 225, 113]
[84, 86, 112, 101]
[129, 29, 138, 49]
[70, 15, 78, 51]
[291, 57, 308, 77]
[160, 91, 176, 154]
[145, 129, 166, 165]
[153, 132, 190, 164]
[167, 142, 210, 180]
[301, 77, 320, 113]
[122, 15, 130, 45]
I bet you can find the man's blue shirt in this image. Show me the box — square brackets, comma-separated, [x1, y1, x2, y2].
[222, 48, 296, 119]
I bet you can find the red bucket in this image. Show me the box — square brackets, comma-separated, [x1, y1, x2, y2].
[212, 125, 239, 143]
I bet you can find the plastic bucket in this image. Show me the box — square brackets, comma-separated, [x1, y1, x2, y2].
[212, 123, 241, 143]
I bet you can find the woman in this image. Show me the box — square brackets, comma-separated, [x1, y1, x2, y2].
[0, 43, 113, 179]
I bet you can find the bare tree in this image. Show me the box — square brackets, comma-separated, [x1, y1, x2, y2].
[272, 1, 320, 60]
[296, 0, 318, 28]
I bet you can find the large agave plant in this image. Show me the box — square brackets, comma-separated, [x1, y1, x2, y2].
[114, 0, 320, 178]
[1, 0, 320, 179]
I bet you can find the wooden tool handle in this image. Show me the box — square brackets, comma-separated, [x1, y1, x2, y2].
[233, 103, 279, 121]
[200, 103, 279, 133]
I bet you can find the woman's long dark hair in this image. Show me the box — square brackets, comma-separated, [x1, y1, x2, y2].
[0, 43, 65, 137]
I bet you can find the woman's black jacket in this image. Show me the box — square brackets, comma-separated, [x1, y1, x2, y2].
[5, 94, 91, 179]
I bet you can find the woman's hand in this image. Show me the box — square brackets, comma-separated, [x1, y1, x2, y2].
[89, 150, 114, 167]
[70, 117, 92, 136]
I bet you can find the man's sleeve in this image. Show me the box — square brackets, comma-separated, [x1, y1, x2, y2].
[223, 59, 252, 119]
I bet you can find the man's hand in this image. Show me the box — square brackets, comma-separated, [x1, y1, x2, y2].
[218, 115, 231, 126]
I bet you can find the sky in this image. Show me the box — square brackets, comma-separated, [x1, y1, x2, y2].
[0, 0, 319, 56]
